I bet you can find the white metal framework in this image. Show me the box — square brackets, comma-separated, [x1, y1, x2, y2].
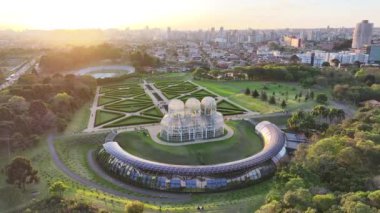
[160, 97, 224, 142]
[96, 121, 287, 192]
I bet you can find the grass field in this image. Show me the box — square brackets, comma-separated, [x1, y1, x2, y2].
[141, 107, 164, 118]
[95, 110, 124, 126]
[64, 102, 91, 134]
[160, 81, 199, 99]
[98, 96, 119, 106]
[194, 80, 331, 113]
[103, 115, 160, 128]
[115, 120, 263, 165]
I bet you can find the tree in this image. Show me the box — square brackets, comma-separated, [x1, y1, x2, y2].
[283, 188, 312, 210]
[256, 200, 283, 213]
[260, 91, 268, 101]
[310, 91, 315, 99]
[316, 94, 328, 104]
[290, 55, 300, 64]
[0, 107, 13, 121]
[52, 92, 73, 113]
[126, 201, 144, 213]
[8, 96, 29, 114]
[312, 105, 329, 122]
[331, 58, 340, 67]
[312, 194, 336, 212]
[5, 157, 39, 191]
[269, 96, 276, 104]
[28, 100, 48, 118]
[245, 87, 251, 95]
[49, 181, 68, 197]
[368, 190, 380, 208]
[281, 100, 287, 108]
[364, 75, 376, 86]
[252, 89, 259, 98]
[328, 108, 345, 123]
[322, 62, 330, 67]
[287, 111, 316, 135]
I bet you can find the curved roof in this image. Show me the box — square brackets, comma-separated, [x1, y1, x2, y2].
[201, 97, 216, 109]
[168, 99, 185, 115]
[185, 98, 201, 113]
[102, 121, 285, 176]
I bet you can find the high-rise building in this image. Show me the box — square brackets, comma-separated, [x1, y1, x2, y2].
[352, 20, 374, 49]
[167, 27, 171, 40]
[369, 45, 380, 64]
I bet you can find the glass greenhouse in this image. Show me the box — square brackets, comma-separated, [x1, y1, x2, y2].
[160, 97, 225, 142]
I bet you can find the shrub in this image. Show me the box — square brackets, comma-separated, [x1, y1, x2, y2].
[316, 94, 328, 104]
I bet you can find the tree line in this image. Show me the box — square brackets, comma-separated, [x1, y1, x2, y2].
[0, 73, 96, 151]
[257, 105, 380, 212]
[192, 65, 320, 86]
[39, 43, 122, 73]
[287, 105, 345, 136]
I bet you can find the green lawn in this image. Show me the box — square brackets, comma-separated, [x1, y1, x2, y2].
[103, 115, 160, 127]
[141, 107, 164, 118]
[104, 104, 153, 113]
[115, 120, 263, 165]
[95, 110, 124, 126]
[194, 80, 331, 113]
[97, 96, 119, 106]
[64, 102, 91, 134]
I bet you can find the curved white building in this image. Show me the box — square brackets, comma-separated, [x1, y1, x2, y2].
[160, 97, 224, 142]
[96, 121, 287, 192]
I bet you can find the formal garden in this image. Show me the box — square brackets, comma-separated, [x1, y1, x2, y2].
[94, 83, 163, 128]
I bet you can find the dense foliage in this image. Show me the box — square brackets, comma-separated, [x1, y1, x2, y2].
[0, 73, 96, 151]
[23, 197, 103, 213]
[39, 43, 122, 73]
[257, 106, 380, 212]
[127, 50, 159, 69]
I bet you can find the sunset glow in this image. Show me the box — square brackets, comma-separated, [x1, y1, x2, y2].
[1, 0, 379, 30]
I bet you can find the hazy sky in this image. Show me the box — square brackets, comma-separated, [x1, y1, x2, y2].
[0, 0, 378, 30]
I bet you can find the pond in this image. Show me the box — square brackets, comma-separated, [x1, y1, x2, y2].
[74, 65, 135, 79]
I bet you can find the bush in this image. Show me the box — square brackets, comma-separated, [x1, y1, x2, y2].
[252, 89, 259, 98]
[126, 201, 144, 213]
[269, 96, 276, 104]
[316, 94, 328, 104]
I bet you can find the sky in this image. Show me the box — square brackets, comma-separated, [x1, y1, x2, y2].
[0, 0, 379, 30]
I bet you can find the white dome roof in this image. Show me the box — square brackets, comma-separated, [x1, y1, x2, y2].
[201, 96, 216, 108]
[185, 98, 201, 113]
[168, 99, 185, 115]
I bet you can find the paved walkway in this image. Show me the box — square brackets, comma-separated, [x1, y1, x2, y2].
[145, 124, 234, 146]
[47, 134, 191, 203]
[86, 86, 101, 131]
[142, 80, 169, 114]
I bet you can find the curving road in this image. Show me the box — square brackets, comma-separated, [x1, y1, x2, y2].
[47, 134, 192, 203]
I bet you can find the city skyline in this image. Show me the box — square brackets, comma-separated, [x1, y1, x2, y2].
[0, 0, 379, 31]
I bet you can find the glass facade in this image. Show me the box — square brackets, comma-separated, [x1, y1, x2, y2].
[160, 97, 225, 142]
